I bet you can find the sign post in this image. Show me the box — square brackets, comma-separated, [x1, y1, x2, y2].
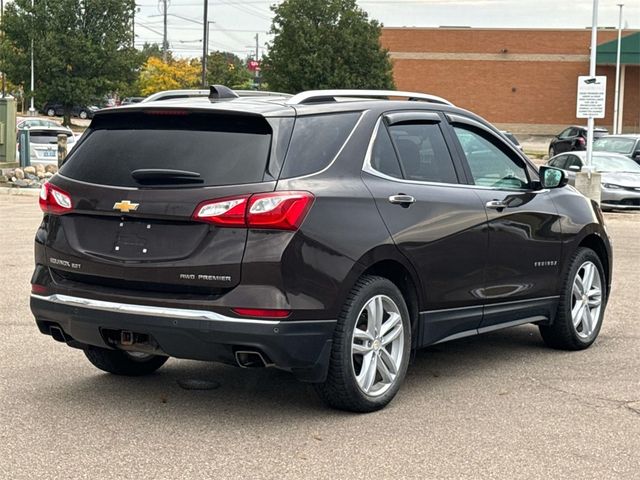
[573, 0, 603, 205]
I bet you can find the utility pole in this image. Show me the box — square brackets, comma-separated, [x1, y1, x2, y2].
[162, 0, 168, 61]
[202, 0, 208, 88]
[29, 0, 35, 115]
[613, 3, 624, 135]
[1, 0, 5, 98]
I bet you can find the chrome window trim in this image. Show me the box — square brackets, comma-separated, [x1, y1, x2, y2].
[31, 294, 336, 326]
[362, 116, 540, 193]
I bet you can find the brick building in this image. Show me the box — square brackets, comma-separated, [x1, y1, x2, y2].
[381, 28, 640, 135]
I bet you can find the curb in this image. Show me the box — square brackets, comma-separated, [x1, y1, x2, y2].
[0, 186, 41, 196]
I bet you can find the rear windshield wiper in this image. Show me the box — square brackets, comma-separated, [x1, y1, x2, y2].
[131, 169, 203, 184]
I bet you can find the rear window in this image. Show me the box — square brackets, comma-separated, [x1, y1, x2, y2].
[280, 112, 361, 178]
[30, 131, 73, 144]
[60, 111, 272, 187]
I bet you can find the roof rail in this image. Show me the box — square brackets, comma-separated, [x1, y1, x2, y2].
[286, 89, 454, 106]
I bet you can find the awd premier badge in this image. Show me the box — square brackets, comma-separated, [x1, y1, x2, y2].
[113, 200, 139, 213]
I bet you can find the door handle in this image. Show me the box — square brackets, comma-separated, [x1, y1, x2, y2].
[485, 200, 507, 210]
[388, 194, 416, 206]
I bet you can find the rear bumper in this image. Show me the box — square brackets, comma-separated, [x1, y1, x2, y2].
[30, 294, 335, 383]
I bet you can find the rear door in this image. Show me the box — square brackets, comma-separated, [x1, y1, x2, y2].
[46, 109, 290, 295]
[362, 111, 488, 344]
[446, 114, 563, 329]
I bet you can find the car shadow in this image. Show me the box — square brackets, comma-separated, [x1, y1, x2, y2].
[46, 324, 571, 419]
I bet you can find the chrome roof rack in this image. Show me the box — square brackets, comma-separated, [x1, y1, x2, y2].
[286, 89, 454, 106]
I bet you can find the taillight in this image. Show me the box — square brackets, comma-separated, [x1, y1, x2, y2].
[232, 308, 291, 319]
[247, 192, 314, 230]
[578, 137, 586, 146]
[193, 191, 314, 231]
[192, 195, 249, 226]
[39, 182, 73, 215]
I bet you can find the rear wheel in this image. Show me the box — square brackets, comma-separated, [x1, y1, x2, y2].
[84, 346, 168, 376]
[315, 275, 411, 412]
[46, 108, 56, 117]
[539, 248, 606, 350]
[79, 110, 88, 119]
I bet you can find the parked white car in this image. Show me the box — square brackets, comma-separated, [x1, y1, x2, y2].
[16, 126, 77, 165]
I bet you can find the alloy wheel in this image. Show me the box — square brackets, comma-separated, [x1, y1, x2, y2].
[571, 261, 603, 339]
[351, 295, 405, 397]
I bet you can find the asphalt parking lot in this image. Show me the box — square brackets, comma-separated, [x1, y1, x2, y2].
[1, 194, 638, 480]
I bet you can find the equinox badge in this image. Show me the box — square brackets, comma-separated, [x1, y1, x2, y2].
[113, 200, 139, 213]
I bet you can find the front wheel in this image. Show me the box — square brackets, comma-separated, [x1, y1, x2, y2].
[315, 275, 411, 412]
[79, 110, 88, 119]
[539, 248, 606, 350]
[84, 346, 168, 376]
[46, 108, 56, 117]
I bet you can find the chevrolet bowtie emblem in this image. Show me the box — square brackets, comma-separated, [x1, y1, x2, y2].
[113, 200, 139, 213]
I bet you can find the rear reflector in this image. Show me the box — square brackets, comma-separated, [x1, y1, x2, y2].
[193, 191, 314, 231]
[232, 308, 291, 319]
[39, 182, 73, 215]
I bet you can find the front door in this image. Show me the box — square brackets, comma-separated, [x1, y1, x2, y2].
[447, 116, 564, 329]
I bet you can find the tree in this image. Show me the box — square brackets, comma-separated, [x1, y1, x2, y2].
[138, 57, 200, 95]
[206, 51, 252, 89]
[262, 0, 394, 93]
[1, 0, 140, 125]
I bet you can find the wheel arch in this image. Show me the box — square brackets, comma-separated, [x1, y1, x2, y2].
[578, 233, 611, 297]
[341, 246, 424, 348]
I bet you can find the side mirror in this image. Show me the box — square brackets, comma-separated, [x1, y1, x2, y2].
[568, 164, 581, 171]
[539, 166, 568, 189]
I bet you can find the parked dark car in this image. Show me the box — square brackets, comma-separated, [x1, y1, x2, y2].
[31, 87, 612, 412]
[549, 126, 608, 157]
[547, 150, 640, 210]
[42, 102, 99, 120]
[593, 135, 640, 164]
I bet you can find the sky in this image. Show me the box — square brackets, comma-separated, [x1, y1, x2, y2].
[134, 0, 640, 58]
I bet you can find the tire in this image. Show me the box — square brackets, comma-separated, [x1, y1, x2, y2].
[84, 346, 168, 376]
[79, 110, 88, 119]
[539, 247, 606, 350]
[315, 275, 411, 412]
[46, 108, 56, 117]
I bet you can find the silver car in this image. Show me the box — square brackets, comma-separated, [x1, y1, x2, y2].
[547, 151, 640, 210]
[16, 126, 77, 165]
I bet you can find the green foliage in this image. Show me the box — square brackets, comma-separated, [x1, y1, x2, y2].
[206, 51, 252, 89]
[1, 0, 139, 124]
[262, 0, 394, 93]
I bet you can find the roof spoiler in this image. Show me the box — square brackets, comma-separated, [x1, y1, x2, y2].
[209, 85, 239, 102]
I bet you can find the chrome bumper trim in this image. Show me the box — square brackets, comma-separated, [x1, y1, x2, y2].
[31, 293, 317, 326]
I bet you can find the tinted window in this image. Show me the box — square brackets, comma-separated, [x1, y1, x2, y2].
[388, 123, 458, 183]
[30, 132, 73, 144]
[370, 124, 402, 178]
[549, 155, 567, 169]
[558, 128, 572, 139]
[60, 112, 272, 187]
[565, 155, 583, 169]
[454, 126, 529, 189]
[280, 112, 360, 178]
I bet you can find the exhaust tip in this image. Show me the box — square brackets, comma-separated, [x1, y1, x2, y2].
[49, 325, 67, 343]
[235, 350, 272, 368]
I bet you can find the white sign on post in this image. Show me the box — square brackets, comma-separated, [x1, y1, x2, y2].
[576, 76, 607, 119]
